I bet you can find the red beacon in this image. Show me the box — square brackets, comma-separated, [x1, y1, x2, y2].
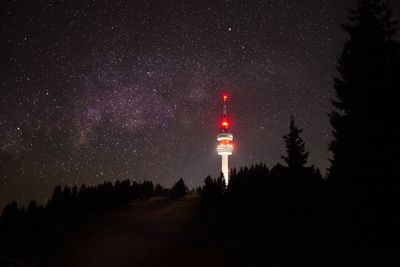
[221, 118, 229, 132]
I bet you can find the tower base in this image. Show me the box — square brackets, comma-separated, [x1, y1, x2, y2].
[221, 154, 229, 185]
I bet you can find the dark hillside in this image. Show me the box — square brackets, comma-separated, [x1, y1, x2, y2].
[41, 196, 229, 267]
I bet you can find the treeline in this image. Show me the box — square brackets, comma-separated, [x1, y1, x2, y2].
[0, 178, 193, 263]
[0, 180, 157, 236]
[198, 115, 398, 264]
[198, 118, 326, 264]
[0, 177, 192, 237]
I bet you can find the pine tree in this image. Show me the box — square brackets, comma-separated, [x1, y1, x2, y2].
[281, 116, 309, 170]
[328, 0, 400, 183]
[170, 178, 188, 198]
[327, 0, 400, 244]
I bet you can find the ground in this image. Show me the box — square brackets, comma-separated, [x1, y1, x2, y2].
[40, 196, 229, 267]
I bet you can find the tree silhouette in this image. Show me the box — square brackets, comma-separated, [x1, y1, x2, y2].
[169, 178, 188, 198]
[329, 0, 400, 182]
[281, 116, 309, 171]
[200, 175, 225, 206]
[154, 183, 168, 196]
[327, 0, 400, 246]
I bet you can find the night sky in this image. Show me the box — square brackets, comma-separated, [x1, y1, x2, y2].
[1, 0, 400, 208]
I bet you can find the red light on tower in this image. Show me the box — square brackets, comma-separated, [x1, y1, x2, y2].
[221, 118, 229, 131]
[222, 94, 228, 102]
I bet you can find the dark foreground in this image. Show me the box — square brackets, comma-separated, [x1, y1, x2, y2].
[3, 194, 400, 266]
[38, 196, 229, 267]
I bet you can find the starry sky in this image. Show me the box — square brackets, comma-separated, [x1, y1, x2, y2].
[1, 0, 400, 208]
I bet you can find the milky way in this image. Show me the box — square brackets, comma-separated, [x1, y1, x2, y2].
[1, 0, 400, 207]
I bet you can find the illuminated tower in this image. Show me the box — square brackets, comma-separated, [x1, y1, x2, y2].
[217, 94, 233, 184]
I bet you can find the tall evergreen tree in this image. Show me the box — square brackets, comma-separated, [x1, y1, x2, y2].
[327, 0, 400, 245]
[329, 0, 400, 184]
[281, 116, 309, 170]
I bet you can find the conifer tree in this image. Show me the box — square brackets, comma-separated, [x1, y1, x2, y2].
[170, 178, 188, 198]
[328, 0, 400, 183]
[281, 116, 309, 170]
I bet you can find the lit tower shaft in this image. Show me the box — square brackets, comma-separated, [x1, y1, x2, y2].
[217, 94, 233, 184]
